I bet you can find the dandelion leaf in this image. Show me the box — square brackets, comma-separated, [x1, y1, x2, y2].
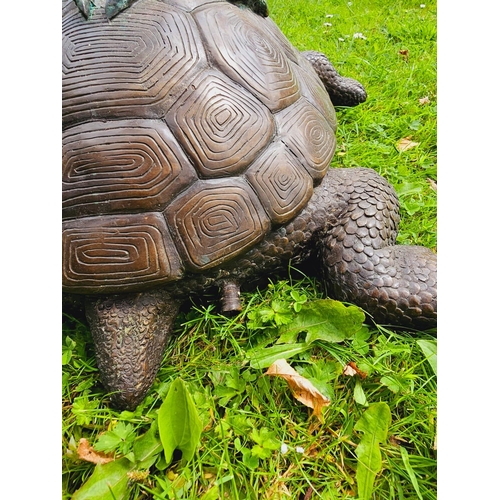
[158, 378, 203, 465]
[354, 402, 391, 500]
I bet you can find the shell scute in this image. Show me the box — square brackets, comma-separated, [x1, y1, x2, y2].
[62, 119, 198, 218]
[62, 212, 182, 292]
[246, 142, 313, 224]
[166, 70, 274, 178]
[165, 178, 271, 271]
[193, 3, 300, 112]
[62, 0, 337, 293]
[62, 0, 206, 127]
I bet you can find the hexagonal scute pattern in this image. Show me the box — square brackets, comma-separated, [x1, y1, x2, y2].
[194, 3, 300, 112]
[62, 213, 182, 292]
[276, 99, 336, 182]
[62, 119, 197, 218]
[167, 70, 274, 177]
[294, 61, 337, 130]
[166, 179, 270, 271]
[62, 0, 338, 292]
[62, 0, 205, 127]
[246, 142, 313, 224]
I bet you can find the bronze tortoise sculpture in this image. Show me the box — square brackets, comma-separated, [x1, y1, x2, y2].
[62, 0, 437, 409]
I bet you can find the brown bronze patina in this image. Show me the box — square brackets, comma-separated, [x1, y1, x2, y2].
[62, 0, 436, 409]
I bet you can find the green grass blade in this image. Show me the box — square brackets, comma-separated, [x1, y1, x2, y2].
[400, 446, 424, 500]
[417, 339, 437, 375]
[247, 342, 311, 369]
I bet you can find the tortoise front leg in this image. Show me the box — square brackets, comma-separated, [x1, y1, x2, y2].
[320, 168, 437, 330]
[302, 51, 367, 107]
[85, 290, 182, 409]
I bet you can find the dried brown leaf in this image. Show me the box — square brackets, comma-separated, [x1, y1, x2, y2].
[427, 178, 437, 191]
[419, 96, 431, 105]
[77, 438, 114, 464]
[389, 435, 408, 447]
[265, 359, 330, 419]
[265, 480, 292, 499]
[342, 361, 368, 379]
[396, 136, 420, 152]
[399, 49, 409, 61]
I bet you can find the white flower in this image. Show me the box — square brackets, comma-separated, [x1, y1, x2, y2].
[295, 446, 305, 454]
[280, 443, 289, 454]
[326, 14, 333, 18]
[347, 2, 353, 6]
[353, 32, 367, 40]
[324, 22, 332, 27]
[420, 4, 426, 7]
[338, 37, 345, 42]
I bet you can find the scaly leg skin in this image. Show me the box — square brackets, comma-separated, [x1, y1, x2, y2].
[319, 168, 437, 330]
[85, 290, 182, 410]
[302, 51, 367, 107]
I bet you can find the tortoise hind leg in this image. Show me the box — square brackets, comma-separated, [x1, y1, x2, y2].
[85, 290, 182, 410]
[319, 168, 437, 330]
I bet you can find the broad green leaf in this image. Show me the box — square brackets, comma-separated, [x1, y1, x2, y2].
[380, 375, 402, 393]
[277, 300, 365, 344]
[133, 420, 163, 469]
[354, 402, 392, 500]
[417, 339, 437, 375]
[352, 326, 372, 354]
[157, 378, 203, 465]
[400, 446, 424, 500]
[353, 380, 368, 406]
[71, 457, 133, 500]
[247, 343, 310, 369]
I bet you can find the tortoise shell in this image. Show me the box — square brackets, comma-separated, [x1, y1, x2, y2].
[62, 0, 337, 293]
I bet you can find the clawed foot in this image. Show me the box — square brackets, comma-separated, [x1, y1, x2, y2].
[85, 290, 182, 409]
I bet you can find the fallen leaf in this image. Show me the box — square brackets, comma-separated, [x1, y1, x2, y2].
[426, 178, 437, 191]
[389, 435, 408, 447]
[342, 361, 368, 379]
[304, 486, 314, 500]
[265, 359, 330, 419]
[419, 96, 430, 105]
[343, 364, 357, 377]
[396, 136, 420, 152]
[77, 438, 114, 464]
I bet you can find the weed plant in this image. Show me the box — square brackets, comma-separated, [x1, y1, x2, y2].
[62, 0, 437, 498]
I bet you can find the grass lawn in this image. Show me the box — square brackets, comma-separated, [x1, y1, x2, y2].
[62, 0, 437, 498]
